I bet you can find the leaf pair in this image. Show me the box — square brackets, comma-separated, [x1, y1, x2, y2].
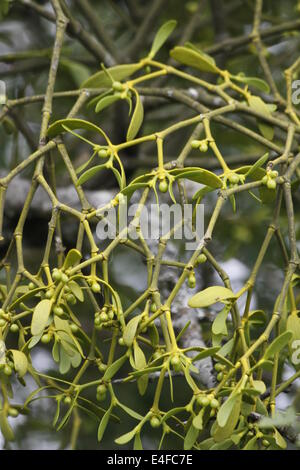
[95, 88, 143, 141]
[121, 166, 222, 202]
[81, 18, 177, 87]
[76, 162, 124, 189]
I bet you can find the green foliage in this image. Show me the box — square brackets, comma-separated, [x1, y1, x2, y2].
[0, 2, 299, 452]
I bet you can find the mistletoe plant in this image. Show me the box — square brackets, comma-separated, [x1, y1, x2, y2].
[0, 0, 300, 451]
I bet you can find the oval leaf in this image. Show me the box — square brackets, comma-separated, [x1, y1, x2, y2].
[95, 94, 120, 113]
[193, 409, 204, 430]
[232, 75, 270, 93]
[68, 280, 84, 302]
[115, 427, 137, 445]
[248, 95, 274, 140]
[217, 393, 239, 428]
[11, 349, 28, 378]
[81, 63, 141, 89]
[214, 394, 241, 442]
[173, 167, 222, 189]
[47, 118, 109, 143]
[63, 249, 82, 269]
[287, 313, 300, 342]
[31, 299, 53, 336]
[149, 20, 177, 59]
[264, 331, 293, 360]
[133, 341, 146, 370]
[98, 407, 112, 442]
[123, 315, 141, 347]
[0, 411, 14, 441]
[134, 433, 143, 450]
[77, 164, 107, 186]
[103, 354, 128, 381]
[184, 423, 199, 450]
[184, 42, 216, 66]
[245, 153, 269, 177]
[212, 307, 229, 336]
[188, 286, 235, 308]
[121, 182, 148, 201]
[170, 46, 220, 74]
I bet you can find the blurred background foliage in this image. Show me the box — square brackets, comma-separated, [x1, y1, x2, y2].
[0, 0, 299, 449]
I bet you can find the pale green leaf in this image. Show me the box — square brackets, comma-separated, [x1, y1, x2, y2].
[115, 427, 137, 445]
[213, 394, 241, 442]
[98, 407, 112, 442]
[243, 435, 258, 450]
[217, 393, 240, 428]
[0, 411, 14, 441]
[31, 299, 53, 336]
[95, 94, 120, 113]
[232, 75, 270, 93]
[133, 341, 146, 370]
[103, 354, 127, 381]
[211, 439, 233, 450]
[126, 89, 144, 141]
[121, 182, 148, 201]
[170, 46, 220, 74]
[171, 167, 222, 189]
[287, 314, 300, 341]
[59, 344, 71, 374]
[218, 337, 235, 357]
[248, 310, 267, 326]
[77, 164, 107, 186]
[245, 152, 269, 177]
[188, 286, 235, 308]
[47, 118, 110, 143]
[63, 249, 82, 269]
[252, 380, 266, 394]
[193, 409, 204, 430]
[184, 424, 199, 450]
[10, 349, 28, 377]
[123, 315, 141, 347]
[192, 346, 220, 362]
[274, 428, 287, 449]
[80, 63, 141, 89]
[28, 333, 43, 349]
[184, 42, 216, 66]
[149, 20, 177, 59]
[68, 280, 84, 302]
[118, 402, 143, 420]
[248, 95, 274, 140]
[134, 433, 143, 450]
[264, 331, 293, 360]
[212, 307, 229, 336]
